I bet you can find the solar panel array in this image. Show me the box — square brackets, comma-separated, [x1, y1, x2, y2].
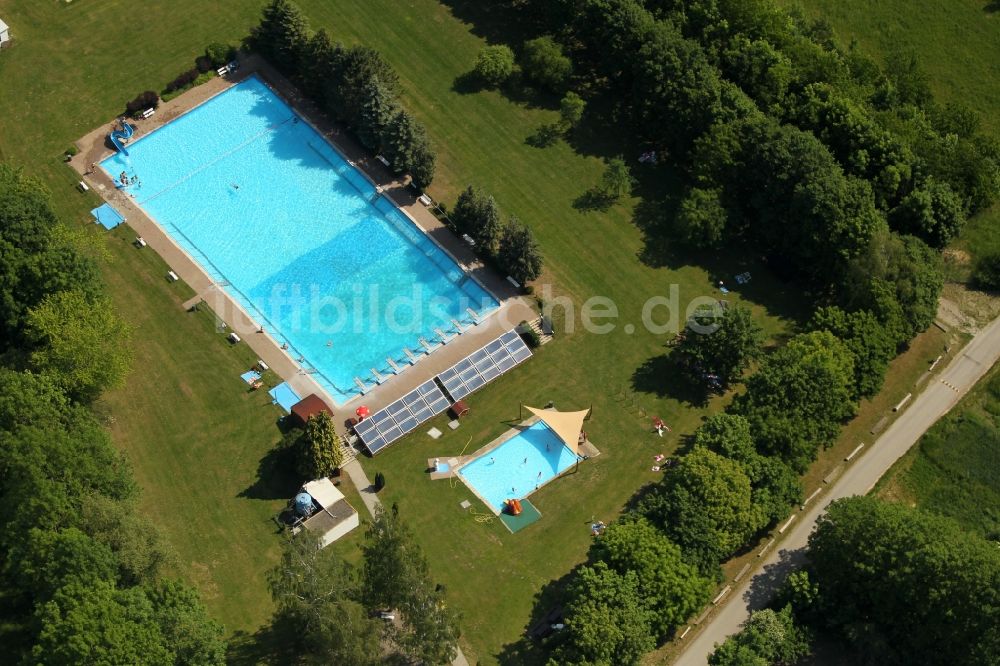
[436, 329, 532, 402]
[355, 379, 450, 455]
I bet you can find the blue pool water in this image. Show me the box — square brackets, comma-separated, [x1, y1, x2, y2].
[101, 76, 498, 404]
[457, 422, 578, 513]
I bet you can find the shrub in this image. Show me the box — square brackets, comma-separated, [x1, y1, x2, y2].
[973, 251, 1000, 290]
[65, 145, 79, 157]
[519, 323, 541, 348]
[195, 55, 214, 74]
[373, 472, 385, 492]
[125, 90, 159, 116]
[521, 36, 571, 92]
[164, 68, 200, 94]
[205, 42, 236, 68]
[473, 44, 515, 86]
[162, 71, 215, 102]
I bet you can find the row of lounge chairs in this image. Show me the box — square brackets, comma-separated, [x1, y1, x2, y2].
[352, 310, 483, 395]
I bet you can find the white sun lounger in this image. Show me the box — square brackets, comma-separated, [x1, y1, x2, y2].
[450, 318, 465, 334]
[418, 337, 435, 353]
[387, 357, 402, 374]
[434, 327, 453, 344]
[371, 368, 386, 384]
[354, 377, 368, 394]
[403, 348, 419, 364]
[466, 308, 480, 324]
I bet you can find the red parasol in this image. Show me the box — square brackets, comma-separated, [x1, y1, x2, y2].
[356, 405, 371, 420]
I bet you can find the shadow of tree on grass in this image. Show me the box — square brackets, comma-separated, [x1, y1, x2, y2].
[240, 436, 301, 501]
[631, 351, 711, 408]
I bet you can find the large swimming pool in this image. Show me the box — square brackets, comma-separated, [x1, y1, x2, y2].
[102, 76, 498, 404]
[457, 422, 578, 513]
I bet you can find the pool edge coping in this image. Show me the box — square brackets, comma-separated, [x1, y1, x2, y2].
[96, 72, 502, 403]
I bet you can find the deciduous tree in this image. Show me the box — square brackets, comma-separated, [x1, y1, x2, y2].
[639, 447, 759, 573]
[474, 44, 516, 86]
[559, 91, 586, 131]
[26, 290, 132, 403]
[594, 517, 712, 637]
[675, 187, 728, 248]
[808, 497, 1000, 666]
[599, 156, 635, 200]
[555, 561, 656, 666]
[521, 36, 572, 91]
[676, 305, 763, 388]
[709, 606, 811, 666]
[268, 532, 380, 665]
[497, 217, 543, 284]
[734, 331, 856, 471]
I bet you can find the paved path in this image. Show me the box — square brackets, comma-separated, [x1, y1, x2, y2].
[674, 314, 1000, 665]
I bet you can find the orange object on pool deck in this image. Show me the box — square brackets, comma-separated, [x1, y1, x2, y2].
[506, 498, 523, 516]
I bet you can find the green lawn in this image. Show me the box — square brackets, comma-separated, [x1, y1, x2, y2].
[0, 2, 992, 665]
[0, 0, 829, 663]
[875, 362, 1000, 540]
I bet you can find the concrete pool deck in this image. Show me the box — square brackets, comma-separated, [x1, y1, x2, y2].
[70, 54, 536, 435]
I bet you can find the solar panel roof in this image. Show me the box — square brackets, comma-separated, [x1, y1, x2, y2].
[436, 330, 532, 404]
[356, 379, 450, 455]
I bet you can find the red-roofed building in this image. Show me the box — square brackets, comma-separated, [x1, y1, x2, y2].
[290, 393, 332, 428]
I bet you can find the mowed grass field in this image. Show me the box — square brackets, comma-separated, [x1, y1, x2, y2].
[876, 362, 1000, 540]
[0, 0, 805, 660]
[1, 0, 992, 664]
[0, 0, 801, 658]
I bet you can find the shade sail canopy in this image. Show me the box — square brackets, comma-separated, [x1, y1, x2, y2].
[525, 406, 589, 456]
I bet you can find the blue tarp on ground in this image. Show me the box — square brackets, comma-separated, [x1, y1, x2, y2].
[91, 203, 125, 230]
[269, 382, 301, 413]
[240, 370, 262, 384]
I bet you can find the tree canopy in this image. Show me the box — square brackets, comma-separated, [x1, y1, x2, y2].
[807, 497, 1000, 665]
[709, 605, 811, 666]
[26, 289, 132, 403]
[735, 331, 856, 471]
[521, 36, 572, 92]
[298, 411, 344, 479]
[474, 44, 516, 86]
[639, 447, 759, 574]
[594, 517, 712, 637]
[676, 305, 763, 389]
[497, 217, 543, 284]
[554, 561, 656, 666]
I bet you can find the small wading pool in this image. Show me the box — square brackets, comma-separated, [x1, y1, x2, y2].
[457, 422, 578, 513]
[101, 75, 498, 404]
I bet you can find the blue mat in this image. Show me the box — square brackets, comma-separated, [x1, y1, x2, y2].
[240, 370, 262, 384]
[269, 382, 300, 413]
[91, 203, 125, 230]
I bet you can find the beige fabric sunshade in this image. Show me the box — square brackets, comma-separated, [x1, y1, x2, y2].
[525, 406, 589, 456]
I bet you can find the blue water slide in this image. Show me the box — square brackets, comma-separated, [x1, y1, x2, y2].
[109, 120, 134, 156]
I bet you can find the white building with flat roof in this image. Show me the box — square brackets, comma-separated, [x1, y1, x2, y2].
[296, 478, 359, 548]
[0, 19, 10, 47]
